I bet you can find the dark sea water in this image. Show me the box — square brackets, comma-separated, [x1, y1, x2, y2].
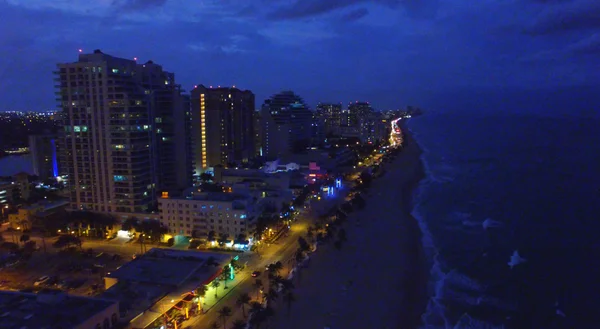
[408, 112, 600, 329]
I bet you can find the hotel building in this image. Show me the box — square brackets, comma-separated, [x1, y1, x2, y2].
[158, 190, 258, 239]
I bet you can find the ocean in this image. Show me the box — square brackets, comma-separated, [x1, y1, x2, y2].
[408, 112, 600, 329]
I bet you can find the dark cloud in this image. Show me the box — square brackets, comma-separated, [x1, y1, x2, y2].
[266, 0, 405, 20]
[569, 33, 600, 54]
[112, 0, 167, 11]
[526, 0, 600, 35]
[341, 8, 369, 21]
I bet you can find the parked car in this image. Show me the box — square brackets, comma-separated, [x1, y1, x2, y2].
[252, 271, 261, 277]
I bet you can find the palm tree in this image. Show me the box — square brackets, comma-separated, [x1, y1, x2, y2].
[218, 306, 232, 329]
[196, 285, 208, 312]
[248, 302, 264, 329]
[263, 289, 278, 304]
[262, 306, 275, 328]
[211, 279, 221, 298]
[236, 293, 252, 317]
[253, 279, 263, 301]
[283, 290, 296, 317]
[209, 321, 221, 329]
[267, 261, 283, 278]
[220, 268, 230, 289]
[231, 319, 247, 329]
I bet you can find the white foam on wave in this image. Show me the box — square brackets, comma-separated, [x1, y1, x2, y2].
[507, 250, 526, 269]
[482, 218, 503, 230]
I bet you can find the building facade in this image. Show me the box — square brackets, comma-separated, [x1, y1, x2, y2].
[190, 85, 255, 172]
[56, 50, 192, 214]
[316, 103, 342, 137]
[158, 190, 258, 239]
[261, 91, 313, 158]
[253, 110, 262, 157]
[28, 133, 59, 181]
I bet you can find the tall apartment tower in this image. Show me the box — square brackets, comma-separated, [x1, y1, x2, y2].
[253, 111, 262, 157]
[347, 101, 372, 126]
[55, 50, 192, 214]
[316, 103, 342, 137]
[28, 133, 59, 181]
[190, 85, 255, 172]
[261, 91, 312, 158]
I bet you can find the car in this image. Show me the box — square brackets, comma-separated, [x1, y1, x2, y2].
[252, 271, 261, 277]
[34, 276, 50, 286]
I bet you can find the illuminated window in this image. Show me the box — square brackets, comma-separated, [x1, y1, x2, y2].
[73, 126, 81, 132]
[161, 192, 169, 198]
[112, 68, 119, 73]
[113, 175, 127, 182]
[155, 117, 162, 123]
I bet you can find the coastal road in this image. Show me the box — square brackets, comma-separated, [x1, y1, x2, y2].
[181, 188, 350, 329]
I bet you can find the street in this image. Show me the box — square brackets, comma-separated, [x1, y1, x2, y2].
[180, 185, 349, 329]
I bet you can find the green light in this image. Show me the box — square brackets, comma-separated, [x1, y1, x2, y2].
[229, 264, 234, 280]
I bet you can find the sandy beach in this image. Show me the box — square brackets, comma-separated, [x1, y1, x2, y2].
[270, 124, 428, 329]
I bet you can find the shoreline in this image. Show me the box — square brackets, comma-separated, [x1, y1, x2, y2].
[270, 122, 429, 329]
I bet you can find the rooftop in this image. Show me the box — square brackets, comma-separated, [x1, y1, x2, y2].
[105, 248, 231, 287]
[102, 249, 231, 329]
[22, 199, 69, 211]
[171, 190, 252, 203]
[0, 290, 117, 329]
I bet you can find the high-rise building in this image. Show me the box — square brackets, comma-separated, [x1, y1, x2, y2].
[348, 101, 372, 126]
[56, 50, 192, 214]
[253, 111, 262, 157]
[315, 103, 342, 136]
[190, 85, 255, 172]
[261, 91, 312, 158]
[28, 133, 59, 181]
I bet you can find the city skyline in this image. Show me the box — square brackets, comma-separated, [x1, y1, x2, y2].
[1, 0, 599, 114]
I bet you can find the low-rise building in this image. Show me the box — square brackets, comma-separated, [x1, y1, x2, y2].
[0, 172, 30, 205]
[158, 190, 258, 239]
[101, 248, 231, 329]
[213, 166, 291, 190]
[0, 290, 119, 329]
[8, 199, 69, 230]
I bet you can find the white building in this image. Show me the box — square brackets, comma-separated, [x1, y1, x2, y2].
[158, 191, 258, 239]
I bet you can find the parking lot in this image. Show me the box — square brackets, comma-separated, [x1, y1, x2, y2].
[0, 245, 128, 296]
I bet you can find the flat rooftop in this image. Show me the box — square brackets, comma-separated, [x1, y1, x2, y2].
[23, 199, 69, 211]
[102, 249, 231, 329]
[185, 192, 250, 202]
[0, 290, 117, 329]
[106, 248, 231, 287]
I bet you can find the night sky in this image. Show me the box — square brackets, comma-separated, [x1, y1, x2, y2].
[1, 0, 599, 113]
